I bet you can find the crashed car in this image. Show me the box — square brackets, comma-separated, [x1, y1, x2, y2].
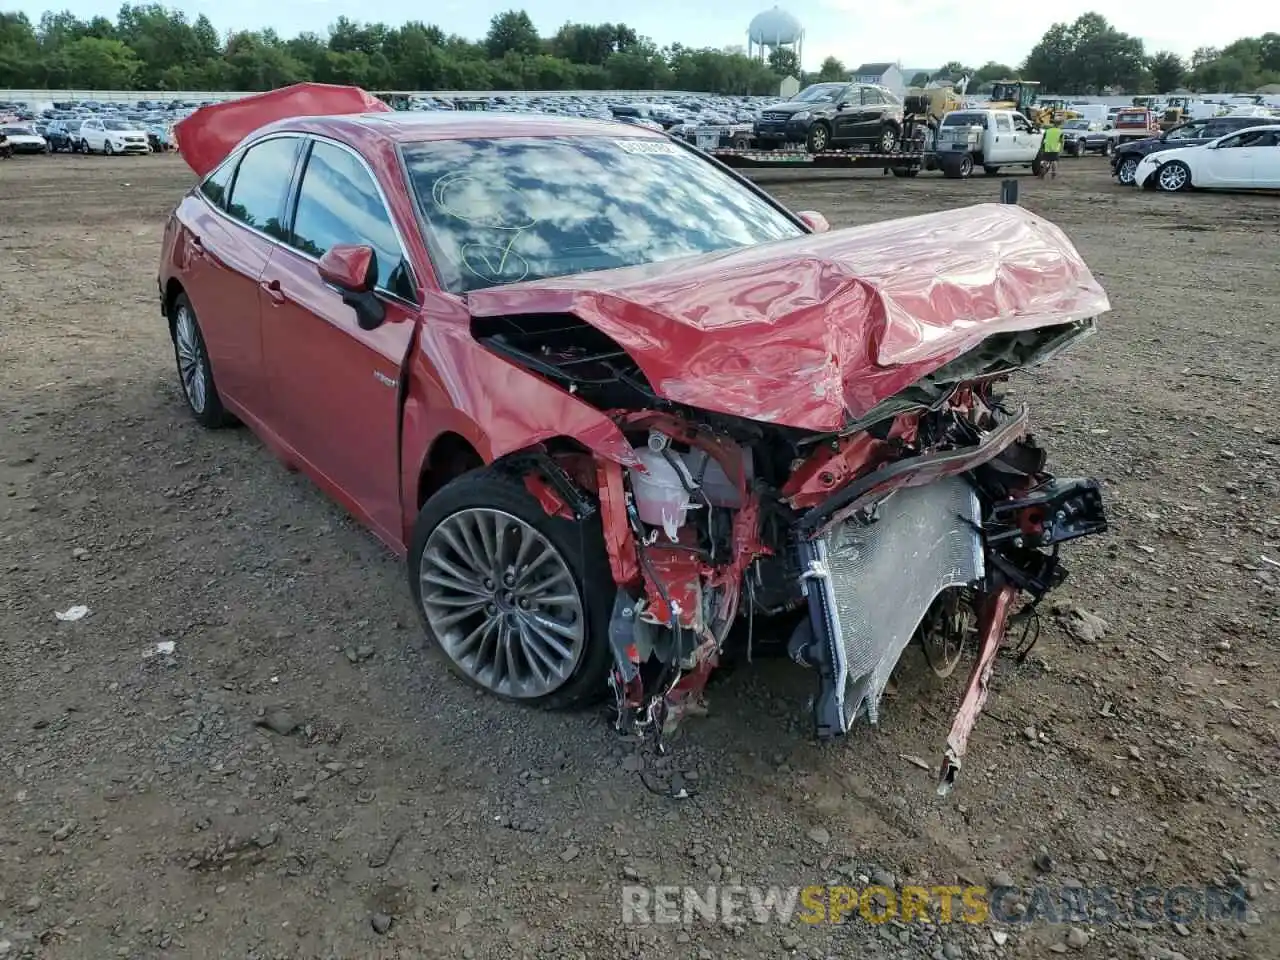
[161, 83, 1109, 792]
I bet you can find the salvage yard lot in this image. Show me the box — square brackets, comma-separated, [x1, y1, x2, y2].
[1, 153, 1278, 960]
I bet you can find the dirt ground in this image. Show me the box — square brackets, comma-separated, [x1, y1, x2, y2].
[1, 151, 1278, 960]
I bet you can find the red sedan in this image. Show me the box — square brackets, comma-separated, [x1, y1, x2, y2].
[160, 85, 1109, 790]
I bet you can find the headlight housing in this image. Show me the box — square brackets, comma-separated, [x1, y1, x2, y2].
[791, 110, 811, 121]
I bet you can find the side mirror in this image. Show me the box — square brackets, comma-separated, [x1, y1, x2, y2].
[318, 244, 385, 330]
[798, 210, 830, 233]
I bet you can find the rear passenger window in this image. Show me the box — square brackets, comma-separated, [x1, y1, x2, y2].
[996, 116, 1012, 132]
[862, 87, 883, 106]
[225, 137, 300, 239]
[290, 140, 413, 299]
[200, 157, 235, 209]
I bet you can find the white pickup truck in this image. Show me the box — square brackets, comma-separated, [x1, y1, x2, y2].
[932, 108, 1044, 178]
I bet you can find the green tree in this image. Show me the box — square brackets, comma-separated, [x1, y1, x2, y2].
[485, 10, 539, 59]
[1147, 51, 1185, 92]
[815, 56, 846, 82]
[767, 46, 798, 77]
[58, 35, 140, 86]
[1023, 13, 1147, 93]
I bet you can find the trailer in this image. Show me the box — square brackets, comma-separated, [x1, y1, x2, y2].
[708, 145, 928, 177]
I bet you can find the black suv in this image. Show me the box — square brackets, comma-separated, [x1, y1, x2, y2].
[1112, 116, 1267, 184]
[753, 82, 905, 154]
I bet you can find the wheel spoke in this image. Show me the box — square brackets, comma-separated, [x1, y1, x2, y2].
[419, 507, 586, 699]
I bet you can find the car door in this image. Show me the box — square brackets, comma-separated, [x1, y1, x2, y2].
[1253, 132, 1280, 188]
[1201, 131, 1259, 186]
[989, 113, 1014, 162]
[856, 85, 885, 142]
[258, 137, 421, 544]
[828, 85, 860, 143]
[1010, 113, 1037, 159]
[183, 135, 304, 415]
[82, 119, 102, 150]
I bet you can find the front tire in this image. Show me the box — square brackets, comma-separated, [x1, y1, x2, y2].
[171, 293, 232, 428]
[1117, 156, 1139, 185]
[1156, 160, 1191, 192]
[806, 122, 831, 154]
[983, 165, 1000, 176]
[408, 468, 615, 710]
[104, 141, 114, 156]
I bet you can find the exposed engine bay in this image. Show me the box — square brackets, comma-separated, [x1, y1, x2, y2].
[473, 310, 1109, 793]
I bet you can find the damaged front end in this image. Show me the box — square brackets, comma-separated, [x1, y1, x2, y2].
[467, 204, 1111, 790]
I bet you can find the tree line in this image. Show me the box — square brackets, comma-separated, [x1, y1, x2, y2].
[0, 6, 1277, 95]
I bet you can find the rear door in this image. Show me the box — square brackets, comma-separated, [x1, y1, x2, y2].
[830, 85, 861, 142]
[182, 135, 304, 415]
[857, 85, 886, 142]
[258, 137, 421, 544]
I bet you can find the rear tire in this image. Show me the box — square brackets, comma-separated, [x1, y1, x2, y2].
[942, 153, 973, 179]
[171, 293, 233, 429]
[408, 467, 616, 710]
[878, 122, 900, 152]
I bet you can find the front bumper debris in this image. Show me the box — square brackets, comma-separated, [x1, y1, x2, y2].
[789, 430, 1108, 790]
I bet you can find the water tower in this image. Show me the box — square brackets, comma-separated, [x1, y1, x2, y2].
[747, 6, 804, 66]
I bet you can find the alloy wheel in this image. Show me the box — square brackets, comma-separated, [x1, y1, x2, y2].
[1157, 163, 1188, 192]
[1118, 157, 1139, 185]
[419, 508, 586, 699]
[173, 305, 208, 414]
[880, 127, 897, 151]
[811, 126, 828, 151]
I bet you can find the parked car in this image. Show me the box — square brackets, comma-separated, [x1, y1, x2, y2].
[932, 109, 1044, 178]
[0, 123, 49, 154]
[1112, 115, 1270, 185]
[159, 84, 1108, 790]
[1134, 124, 1280, 191]
[77, 117, 151, 155]
[1060, 119, 1113, 156]
[752, 82, 905, 153]
[42, 120, 80, 152]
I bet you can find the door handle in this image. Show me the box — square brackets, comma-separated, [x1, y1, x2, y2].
[189, 235, 204, 254]
[260, 278, 287, 305]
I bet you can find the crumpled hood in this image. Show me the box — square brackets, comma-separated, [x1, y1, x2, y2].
[175, 83, 390, 178]
[466, 203, 1110, 432]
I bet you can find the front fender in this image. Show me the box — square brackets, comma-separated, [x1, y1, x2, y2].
[399, 313, 638, 543]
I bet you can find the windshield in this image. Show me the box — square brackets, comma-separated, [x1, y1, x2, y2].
[942, 112, 987, 128]
[1166, 123, 1206, 140]
[1063, 120, 1089, 130]
[401, 136, 805, 293]
[792, 83, 845, 104]
[103, 119, 134, 131]
[1, 125, 32, 135]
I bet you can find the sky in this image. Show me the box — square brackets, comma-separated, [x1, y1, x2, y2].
[7, 0, 1261, 70]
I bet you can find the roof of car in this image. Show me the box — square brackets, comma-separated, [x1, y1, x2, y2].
[257, 110, 668, 145]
